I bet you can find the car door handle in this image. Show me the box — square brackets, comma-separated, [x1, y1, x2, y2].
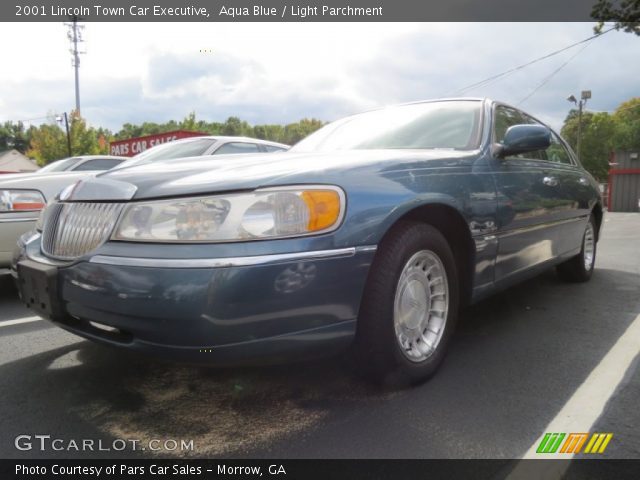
[542, 176, 559, 187]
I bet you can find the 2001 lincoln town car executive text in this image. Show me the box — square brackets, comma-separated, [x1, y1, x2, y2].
[12, 99, 602, 384]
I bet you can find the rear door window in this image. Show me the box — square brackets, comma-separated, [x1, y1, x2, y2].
[214, 142, 261, 155]
[72, 158, 124, 171]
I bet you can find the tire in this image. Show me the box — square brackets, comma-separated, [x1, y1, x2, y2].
[353, 221, 459, 386]
[556, 214, 597, 283]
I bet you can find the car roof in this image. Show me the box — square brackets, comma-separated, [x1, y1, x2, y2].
[163, 136, 290, 149]
[333, 97, 489, 120]
[66, 155, 129, 161]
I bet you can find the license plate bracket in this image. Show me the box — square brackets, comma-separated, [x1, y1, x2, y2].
[17, 259, 63, 320]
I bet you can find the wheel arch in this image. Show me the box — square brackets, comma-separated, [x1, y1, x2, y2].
[375, 202, 476, 307]
[592, 202, 603, 242]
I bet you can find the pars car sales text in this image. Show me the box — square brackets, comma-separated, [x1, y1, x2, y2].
[16, 464, 202, 476]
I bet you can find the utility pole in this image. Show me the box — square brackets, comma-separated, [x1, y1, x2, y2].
[56, 113, 72, 157]
[65, 16, 85, 116]
[567, 90, 591, 162]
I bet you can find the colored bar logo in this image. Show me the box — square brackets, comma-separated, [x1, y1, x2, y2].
[536, 432, 613, 454]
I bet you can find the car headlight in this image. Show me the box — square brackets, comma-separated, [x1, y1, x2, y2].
[0, 189, 46, 213]
[112, 186, 345, 242]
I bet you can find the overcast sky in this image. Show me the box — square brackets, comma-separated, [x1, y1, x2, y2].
[0, 22, 638, 133]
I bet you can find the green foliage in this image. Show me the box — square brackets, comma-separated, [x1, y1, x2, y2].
[560, 97, 640, 181]
[111, 113, 325, 146]
[69, 112, 107, 156]
[25, 110, 110, 165]
[561, 111, 616, 180]
[0, 121, 30, 152]
[611, 97, 640, 149]
[26, 123, 68, 165]
[593, 0, 640, 35]
[16, 111, 325, 165]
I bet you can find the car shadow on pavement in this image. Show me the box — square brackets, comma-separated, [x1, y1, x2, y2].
[1, 267, 638, 459]
[0, 334, 386, 458]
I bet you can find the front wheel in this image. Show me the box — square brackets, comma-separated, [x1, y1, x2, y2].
[353, 222, 459, 386]
[556, 214, 597, 283]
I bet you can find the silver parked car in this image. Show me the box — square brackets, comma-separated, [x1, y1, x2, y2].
[123, 136, 290, 167]
[0, 156, 128, 269]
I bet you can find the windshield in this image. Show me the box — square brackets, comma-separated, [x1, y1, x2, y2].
[291, 101, 482, 152]
[37, 157, 82, 172]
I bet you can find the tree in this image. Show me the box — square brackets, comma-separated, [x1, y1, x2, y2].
[69, 111, 102, 156]
[26, 110, 110, 164]
[0, 121, 30, 153]
[611, 97, 640, 149]
[559, 97, 640, 181]
[593, 0, 640, 35]
[26, 123, 68, 165]
[561, 110, 616, 181]
[221, 116, 252, 136]
[111, 114, 325, 146]
[281, 118, 325, 144]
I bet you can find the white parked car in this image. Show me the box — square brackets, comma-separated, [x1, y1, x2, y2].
[0, 137, 289, 270]
[0, 155, 128, 268]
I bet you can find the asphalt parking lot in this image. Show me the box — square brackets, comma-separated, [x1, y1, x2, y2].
[0, 212, 639, 460]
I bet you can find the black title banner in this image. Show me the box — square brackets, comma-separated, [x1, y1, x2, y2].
[2, 459, 640, 480]
[4, 0, 614, 22]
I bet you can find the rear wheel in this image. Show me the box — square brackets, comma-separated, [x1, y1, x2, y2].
[556, 214, 597, 283]
[354, 221, 459, 386]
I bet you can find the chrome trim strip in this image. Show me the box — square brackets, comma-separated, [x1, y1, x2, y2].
[22, 233, 75, 267]
[89, 245, 377, 269]
[494, 215, 588, 239]
[0, 217, 38, 223]
[26, 246, 73, 267]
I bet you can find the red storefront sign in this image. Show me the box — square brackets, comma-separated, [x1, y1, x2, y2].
[109, 130, 207, 157]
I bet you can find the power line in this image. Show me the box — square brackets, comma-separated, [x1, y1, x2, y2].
[516, 42, 593, 106]
[445, 27, 615, 96]
[2, 115, 59, 124]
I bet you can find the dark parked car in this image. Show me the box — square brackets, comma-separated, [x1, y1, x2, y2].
[13, 99, 602, 385]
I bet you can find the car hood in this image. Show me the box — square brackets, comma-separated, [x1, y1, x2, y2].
[0, 171, 97, 201]
[90, 149, 477, 200]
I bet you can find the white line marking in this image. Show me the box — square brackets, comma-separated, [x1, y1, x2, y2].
[508, 312, 640, 479]
[0, 316, 44, 328]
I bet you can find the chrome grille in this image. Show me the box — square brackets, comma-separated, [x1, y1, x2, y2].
[41, 202, 124, 260]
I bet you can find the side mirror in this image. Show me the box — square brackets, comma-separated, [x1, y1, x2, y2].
[495, 124, 551, 158]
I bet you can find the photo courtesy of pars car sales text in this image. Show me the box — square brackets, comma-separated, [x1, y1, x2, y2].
[15, 464, 286, 476]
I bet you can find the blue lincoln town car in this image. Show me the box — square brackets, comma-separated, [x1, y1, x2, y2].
[13, 98, 602, 385]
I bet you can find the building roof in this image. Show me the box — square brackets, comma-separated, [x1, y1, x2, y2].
[0, 149, 38, 173]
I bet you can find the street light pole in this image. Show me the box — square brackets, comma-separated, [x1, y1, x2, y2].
[567, 90, 591, 163]
[577, 100, 583, 163]
[56, 113, 72, 157]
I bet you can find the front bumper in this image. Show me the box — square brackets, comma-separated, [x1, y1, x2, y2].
[0, 217, 37, 267]
[14, 235, 376, 364]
